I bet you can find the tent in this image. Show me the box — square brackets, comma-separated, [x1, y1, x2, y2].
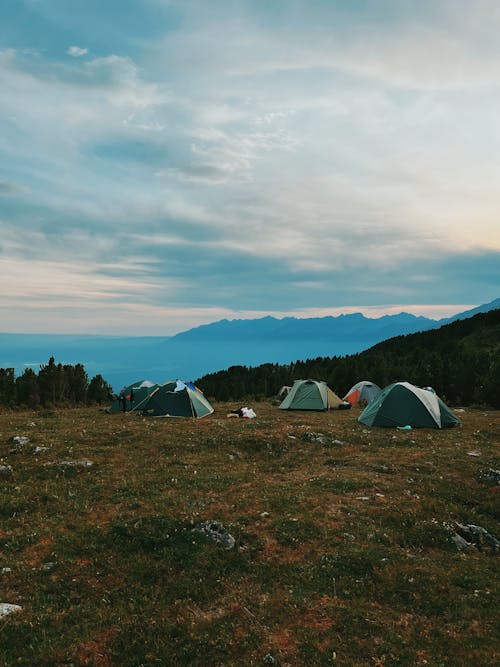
[343, 381, 381, 406]
[139, 380, 214, 418]
[358, 382, 461, 428]
[277, 385, 292, 399]
[109, 379, 158, 413]
[279, 379, 348, 411]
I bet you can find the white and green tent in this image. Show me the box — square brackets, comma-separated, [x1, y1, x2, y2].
[139, 380, 214, 418]
[110, 379, 158, 413]
[279, 379, 347, 411]
[358, 381, 461, 428]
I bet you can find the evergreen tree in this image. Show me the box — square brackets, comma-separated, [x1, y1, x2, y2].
[16, 368, 40, 408]
[88, 374, 113, 405]
[0, 368, 15, 406]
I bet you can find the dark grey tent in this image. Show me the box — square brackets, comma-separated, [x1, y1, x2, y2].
[140, 380, 214, 418]
[358, 382, 461, 428]
[109, 379, 158, 413]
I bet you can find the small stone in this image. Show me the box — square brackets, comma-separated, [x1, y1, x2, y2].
[44, 460, 94, 469]
[33, 446, 51, 455]
[0, 603, 22, 618]
[0, 465, 13, 476]
[479, 469, 500, 485]
[1, 568, 12, 574]
[467, 450, 481, 457]
[194, 520, 235, 549]
[263, 654, 276, 664]
[42, 562, 56, 571]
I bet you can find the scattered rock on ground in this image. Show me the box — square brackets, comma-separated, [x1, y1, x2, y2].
[0, 465, 13, 476]
[301, 432, 344, 446]
[44, 460, 94, 469]
[194, 521, 235, 549]
[478, 469, 500, 485]
[453, 523, 500, 553]
[0, 603, 22, 618]
[9, 436, 29, 450]
[33, 446, 51, 455]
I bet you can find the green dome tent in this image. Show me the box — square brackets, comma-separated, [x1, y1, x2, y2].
[139, 380, 214, 418]
[279, 379, 348, 411]
[358, 382, 461, 428]
[109, 379, 159, 413]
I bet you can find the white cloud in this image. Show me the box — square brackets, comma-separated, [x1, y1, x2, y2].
[1, 3, 499, 333]
[67, 46, 88, 58]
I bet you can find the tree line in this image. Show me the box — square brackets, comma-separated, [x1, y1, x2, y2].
[196, 309, 500, 408]
[0, 357, 112, 409]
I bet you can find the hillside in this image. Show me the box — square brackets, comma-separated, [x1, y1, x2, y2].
[196, 309, 500, 407]
[1, 404, 498, 665]
[0, 299, 498, 391]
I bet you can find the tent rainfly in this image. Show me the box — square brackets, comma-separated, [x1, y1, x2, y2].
[343, 381, 381, 406]
[279, 379, 348, 411]
[109, 379, 158, 413]
[358, 381, 461, 428]
[139, 380, 214, 418]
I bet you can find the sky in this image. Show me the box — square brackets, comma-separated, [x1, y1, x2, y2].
[0, 0, 499, 335]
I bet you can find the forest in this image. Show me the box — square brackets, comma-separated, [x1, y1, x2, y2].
[0, 309, 498, 409]
[196, 308, 500, 408]
[0, 357, 112, 409]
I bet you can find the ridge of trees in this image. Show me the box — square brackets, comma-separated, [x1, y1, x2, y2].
[195, 309, 500, 407]
[0, 357, 112, 409]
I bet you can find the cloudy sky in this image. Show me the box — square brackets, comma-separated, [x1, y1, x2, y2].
[1, 0, 499, 334]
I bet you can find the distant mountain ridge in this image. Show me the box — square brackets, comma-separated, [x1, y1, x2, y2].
[195, 307, 500, 406]
[0, 298, 498, 391]
[171, 311, 434, 342]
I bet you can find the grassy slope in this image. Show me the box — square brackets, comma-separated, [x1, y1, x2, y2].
[0, 404, 498, 666]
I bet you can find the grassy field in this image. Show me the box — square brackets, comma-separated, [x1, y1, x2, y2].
[0, 402, 498, 666]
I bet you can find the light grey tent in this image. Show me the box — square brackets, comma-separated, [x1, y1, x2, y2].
[343, 381, 381, 406]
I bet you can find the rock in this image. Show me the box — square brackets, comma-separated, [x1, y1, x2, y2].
[454, 523, 500, 552]
[0, 603, 22, 618]
[301, 432, 329, 444]
[0, 465, 13, 476]
[263, 654, 276, 664]
[1, 568, 12, 574]
[42, 562, 56, 571]
[33, 446, 51, 455]
[44, 460, 94, 469]
[478, 469, 500, 485]
[25, 422, 37, 427]
[194, 521, 235, 549]
[452, 533, 472, 551]
[467, 450, 481, 457]
[10, 435, 29, 450]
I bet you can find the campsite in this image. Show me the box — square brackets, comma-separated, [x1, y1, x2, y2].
[1, 399, 498, 666]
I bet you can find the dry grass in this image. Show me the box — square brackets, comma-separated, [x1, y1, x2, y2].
[0, 402, 498, 666]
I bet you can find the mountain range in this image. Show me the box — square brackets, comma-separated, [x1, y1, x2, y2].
[0, 298, 498, 391]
